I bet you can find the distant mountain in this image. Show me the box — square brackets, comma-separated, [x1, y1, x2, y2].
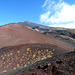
[18, 21, 75, 39]
[18, 21, 57, 31]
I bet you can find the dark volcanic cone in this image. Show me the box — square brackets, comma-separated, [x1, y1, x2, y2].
[0, 23, 74, 51]
[0, 43, 70, 74]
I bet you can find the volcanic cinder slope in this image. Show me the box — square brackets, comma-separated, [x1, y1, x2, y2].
[0, 23, 74, 51]
[0, 43, 72, 74]
[0, 46, 75, 75]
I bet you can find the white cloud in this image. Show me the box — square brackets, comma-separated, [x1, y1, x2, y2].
[40, 11, 50, 23]
[40, 0, 75, 29]
[50, 23, 75, 29]
[42, 0, 51, 8]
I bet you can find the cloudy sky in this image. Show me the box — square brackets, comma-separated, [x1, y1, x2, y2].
[0, 0, 75, 28]
[40, 0, 75, 28]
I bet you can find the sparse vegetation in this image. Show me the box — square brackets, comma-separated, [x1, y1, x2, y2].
[55, 30, 75, 39]
[0, 44, 56, 73]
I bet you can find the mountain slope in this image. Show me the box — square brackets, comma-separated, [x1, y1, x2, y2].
[0, 23, 74, 51]
[18, 21, 75, 47]
[18, 21, 57, 31]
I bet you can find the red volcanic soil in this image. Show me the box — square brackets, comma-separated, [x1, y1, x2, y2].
[0, 23, 74, 51]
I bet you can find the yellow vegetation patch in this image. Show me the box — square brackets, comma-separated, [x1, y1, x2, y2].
[26, 51, 29, 54]
[27, 48, 30, 51]
[2, 57, 4, 60]
[49, 51, 52, 53]
[53, 49, 55, 51]
[35, 28, 39, 32]
[7, 65, 8, 68]
[14, 67, 16, 70]
[4, 54, 6, 57]
[41, 50, 43, 51]
[47, 54, 52, 58]
[17, 64, 19, 68]
[18, 54, 20, 56]
[24, 65, 27, 67]
[17, 51, 20, 53]
[9, 63, 11, 65]
[33, 54, 36, 58]
[4, 67, 5, 69]
[10, 53, 13, 56]
[41, 56, 47, 60]
[23, 53, 26, 56]
[20, 59, 22, 63]
[7, 54, 10, 57]
[11, 58, 13, 61]
[51, 52, 53, 54]
[27, 62, 30, 64]
[38, 51, 41, 54]
[22, 56, 24, 58]
[2, 70, 7, 73]
[15, 55, 18, 60]
[0, 65, 2, 68]
[1, 55, 3, 57]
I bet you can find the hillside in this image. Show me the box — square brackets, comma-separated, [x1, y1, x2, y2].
[0, 43, 72, 74]
[18, 21, 57, 31]
[0, 23, 74, 51]
[18, 21, 75, 48]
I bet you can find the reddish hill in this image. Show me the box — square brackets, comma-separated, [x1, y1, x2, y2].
[0, 23, 74, 51]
